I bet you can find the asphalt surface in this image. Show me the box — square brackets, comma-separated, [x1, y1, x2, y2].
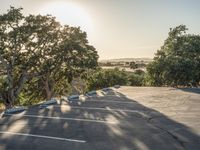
[0, 86, 200, 150]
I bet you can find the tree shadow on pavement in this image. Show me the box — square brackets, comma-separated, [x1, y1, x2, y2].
[178, 88, 200, 95]
[0, 88, 200, 150]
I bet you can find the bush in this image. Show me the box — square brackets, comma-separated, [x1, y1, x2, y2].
[86, 68, 128, 91]
[128, 74, 144, 86]
[134, 69, 145, 76]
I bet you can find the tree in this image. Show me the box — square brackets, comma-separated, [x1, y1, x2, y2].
[0, 7, 99, 107]
[130, 61, 138, 69]
[147, 25, 200, 87]
[0, 7, 39, 108]
[25, 20, 99, 100]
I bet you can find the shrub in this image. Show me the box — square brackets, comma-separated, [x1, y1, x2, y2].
[128, 74, 144, 86]
[86, 68, 128, 91]
[134, 69, 145, 76]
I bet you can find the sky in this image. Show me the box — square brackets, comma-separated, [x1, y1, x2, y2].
[1, 0, 200, 60]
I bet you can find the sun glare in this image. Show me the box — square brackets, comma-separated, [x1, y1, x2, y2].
[38, 2, 93, 35]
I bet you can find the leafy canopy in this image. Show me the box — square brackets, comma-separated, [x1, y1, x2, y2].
[147, 25, 200, 87]
[0, 7, 99, 107]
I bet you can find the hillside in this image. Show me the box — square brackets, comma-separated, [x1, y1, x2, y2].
[99, 58, 153, 63]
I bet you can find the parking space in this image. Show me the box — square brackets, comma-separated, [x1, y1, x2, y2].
[0, 86, 200, 150]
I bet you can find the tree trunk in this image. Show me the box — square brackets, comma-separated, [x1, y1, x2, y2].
[2, 91, 14, 109]
[5, 72, 27, 108]
[45, 79, 54, 101]
[46, 89, 53, 101]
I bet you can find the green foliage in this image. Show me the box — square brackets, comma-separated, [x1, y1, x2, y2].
[86, 68, 147, 89]
[130, 61, 138, 69]
[134, 69, 145, 76]
[86, 68, 128, 91]
[128, 74, 144, 86]
[0, 6, 35, 107]
[136, 63, 147, 68]
[0, 75, 8, 102]
[23, 16, 98, 100]
[147, 25, 200, 87]
[0, 6, 98, 107]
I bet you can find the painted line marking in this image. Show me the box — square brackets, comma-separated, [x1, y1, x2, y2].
[0, 131, 86, 143]
[5, 114, 117, 124]
[84, 99, 136, 104]
[55, 105, 145, 114]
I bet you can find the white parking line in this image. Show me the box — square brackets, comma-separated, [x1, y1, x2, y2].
[5, 114, 117, 124]
[84, 99, 135, 104]
[0, 131, 86, 143]
[56, 105, 146, 114]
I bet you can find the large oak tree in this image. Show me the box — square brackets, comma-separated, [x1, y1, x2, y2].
[0, 7, 98, 107]
[147, 25, 200, 87]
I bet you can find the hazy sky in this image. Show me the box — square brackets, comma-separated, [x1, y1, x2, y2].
[1, 0, 200, 59]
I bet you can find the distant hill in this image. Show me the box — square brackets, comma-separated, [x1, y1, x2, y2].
[99, 58, 153, 63]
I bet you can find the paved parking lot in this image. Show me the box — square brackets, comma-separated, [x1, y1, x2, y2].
[0, 86, 200, 150]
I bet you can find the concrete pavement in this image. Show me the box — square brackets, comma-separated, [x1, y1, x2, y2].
[0, 86, 199, 150]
